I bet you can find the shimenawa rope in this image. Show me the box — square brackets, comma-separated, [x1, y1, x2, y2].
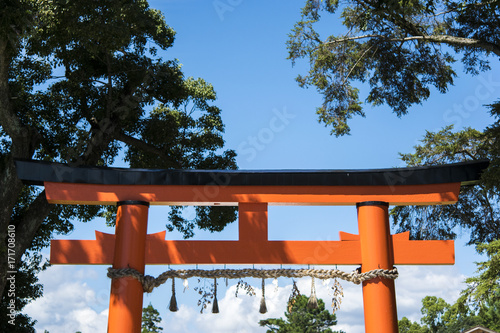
[106, 266, 399, 293]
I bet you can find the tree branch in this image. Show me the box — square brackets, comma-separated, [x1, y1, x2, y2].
[341, 43, 377, 85]
[71, 117, 117, 167]
[476, 184, 497, 231]
[357, 0, 424, 36]
[13, 190, 52, 263]
[0, 38, 32, 157]
[324, 34, 500, 57]
[114, 131, 181, 168]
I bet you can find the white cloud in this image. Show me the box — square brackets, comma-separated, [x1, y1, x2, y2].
[193, 282, 287, 333]
[163, 278, 357, 333]
[163, 304, 196, 332]
[24, 266, 109, 333]
[395, 265, 466, 323]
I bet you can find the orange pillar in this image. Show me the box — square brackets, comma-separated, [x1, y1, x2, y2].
[357, 201, 398, 333]
[108, 201, 149, 333]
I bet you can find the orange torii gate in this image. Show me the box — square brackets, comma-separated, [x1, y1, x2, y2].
[15, 159, 488, 333]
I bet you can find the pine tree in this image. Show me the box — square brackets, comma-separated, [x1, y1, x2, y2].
[141, 303, 163, 333]
[259, 295, 343, 333]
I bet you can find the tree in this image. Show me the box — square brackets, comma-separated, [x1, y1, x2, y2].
[420, 296, 450, 332]
[398, 294, 500, 333]
[397, 239, 500, 332]
[289, 4, 500, 328]
[475, 299, 500, 332]
[142, 303, 163, 333]
[288, 2, 500, 331]
[288, 0, 500, 245]
[398, 317, 428, 333]
[288, 0, 499, 136]
[0, 0, 236, 330]
[259, 295, 342, 333]
[390, 125, 500, 245]
[462, 240, 500, 313]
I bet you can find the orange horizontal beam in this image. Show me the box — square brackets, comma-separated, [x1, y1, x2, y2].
[44, 182, 461, 206]
[50, 231, 454, 266]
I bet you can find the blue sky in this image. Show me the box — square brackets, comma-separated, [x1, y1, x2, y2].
[24, 1, 500, 332]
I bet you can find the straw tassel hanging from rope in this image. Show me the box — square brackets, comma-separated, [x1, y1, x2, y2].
[169, 278, 178, 312]
[331, 278, 344, 313]
[212, 278, 219, 314]
[259, 278, 267, 314]
[307, 277, 318, 309]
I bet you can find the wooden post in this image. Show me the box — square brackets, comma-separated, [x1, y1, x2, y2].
[238, 202, 268, 242]
[107, 201, 149, 333]
[357, 201, 398, 333]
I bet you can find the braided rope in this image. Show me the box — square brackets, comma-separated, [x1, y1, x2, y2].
[107, 267, 398, 293]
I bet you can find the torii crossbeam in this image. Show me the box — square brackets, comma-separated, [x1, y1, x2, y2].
[15, 159, 489, 333]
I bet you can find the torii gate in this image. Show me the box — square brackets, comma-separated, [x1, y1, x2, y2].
[15, 159, 488, 333]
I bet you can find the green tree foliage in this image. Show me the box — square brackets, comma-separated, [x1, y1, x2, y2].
[420, 296, 449, 331]
[398, 317, 428, 333]
[0, 0, 236, 329]
[288, 0, 500, 136]
[289, 0, 500, 244]
[259, 295, 342, 333]
[391, 125, 500, 245]
[398, 238, 500, 332]
[398, 294, 500, 333]
[288, 2, 500, 244]
[289, 4, 500, 330]
[462, 240, 500, 311]
[142, 303, 163, 333]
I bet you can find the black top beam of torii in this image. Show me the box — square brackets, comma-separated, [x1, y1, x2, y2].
[15, 159, 489, 187]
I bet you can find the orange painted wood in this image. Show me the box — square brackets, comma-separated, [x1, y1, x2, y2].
[44, 182, 461, 206]
[239, 202, 268, 242]
[42, 172, 466, 333]
[338, 231, 455, 265]
[107, 203, 149, 333]
[50, 230, 454, 265]
[358, 203, 398, 333]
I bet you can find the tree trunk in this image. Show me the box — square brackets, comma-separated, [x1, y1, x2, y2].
[0, 158, 25, 299]
[0, 36, 49, 300]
